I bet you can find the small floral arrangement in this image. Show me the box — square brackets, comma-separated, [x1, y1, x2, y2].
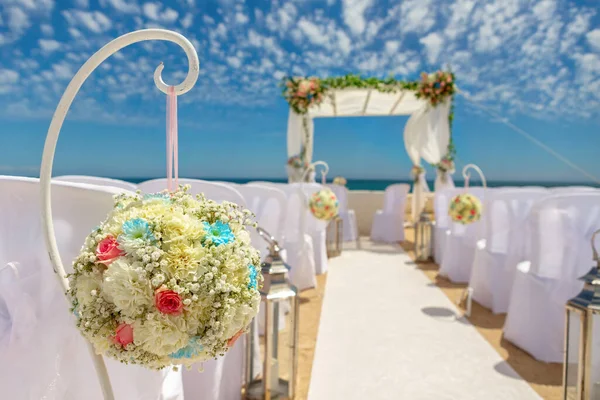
[68, 186, 262, 370]
[448, 193, 482, 225]
[282, 76, 326, 114]
[309, 189, 339, 221]
[287, 155, 308, 170]
[437, 157, 455, 173]
[416, 71, 455, 107]
[411, 165, 424, 182]
[333, 176, 347, 186]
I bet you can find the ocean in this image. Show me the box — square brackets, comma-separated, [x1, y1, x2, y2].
[121, 178, 599, 191]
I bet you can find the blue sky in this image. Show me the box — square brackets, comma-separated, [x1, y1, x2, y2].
[0, 0, 599, 182]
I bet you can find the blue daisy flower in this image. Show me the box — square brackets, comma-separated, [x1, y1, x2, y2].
[122, 218, 154, 242]
[248, 265, 258, 290]
[202, 221, 235, 246]
[170, 336, 204, 359]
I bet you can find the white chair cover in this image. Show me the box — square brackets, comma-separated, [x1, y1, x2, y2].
[439, 186, 486, 283]
[327, 184, 358, 242]
[370, 184, 410, 243]
[54, 175, 138, 192]
[0, 176, 183, 399]
[468, 188, 548, 313]
[549, 186, 598, 193]
[291, 182, 329, 275]
[277, 184, 317, 290]
[504, 192, 600, 362]
[236, 184, 288, 259]
[432, 187, 462, 264]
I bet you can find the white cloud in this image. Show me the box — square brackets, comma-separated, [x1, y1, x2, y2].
[273, 70, 285, 80]
[181, 13, 193, 29]
[420, 32, 443, 64]
[101, 0, 140, 14]
[342, 0, 373, 35]
[297, 19, 328, 46]
[235, 12, 249, 24]
[337, 30, 352, 56]
[385, 40, 400, 54]
[6, 6, 30, 33]
[39, 39, 61, 53]
[400, 0, 436, 34]
[0, 69, 19, 85]
[587, 29, 600, 52]
[203, 15, 215, 24]
[215, 23, 227, 38]
[52, 62, 74, 80]
[62, 10, 112, 33]
[143, 2, 178, 23]
[226, 56, 242, 68]
[40, 24, 54, 36]
[75, 0, 90, 8]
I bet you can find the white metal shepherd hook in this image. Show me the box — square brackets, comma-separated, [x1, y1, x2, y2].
[39, 29, 200, 400]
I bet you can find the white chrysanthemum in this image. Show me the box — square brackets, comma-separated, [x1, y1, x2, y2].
[75, 273, 102, 307]
[133, 315, 189, 356]
[222, 296, 260, 339]
[103, 259, 153, 316]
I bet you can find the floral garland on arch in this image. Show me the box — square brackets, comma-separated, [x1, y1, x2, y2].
[280, 72, 458, 166]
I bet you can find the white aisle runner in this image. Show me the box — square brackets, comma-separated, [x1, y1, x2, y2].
[308, 242, 541, 400]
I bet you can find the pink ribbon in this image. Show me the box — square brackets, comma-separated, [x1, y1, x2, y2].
[166, 86, 178, 192]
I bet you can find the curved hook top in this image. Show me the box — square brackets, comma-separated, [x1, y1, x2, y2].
[40, 29, 200, 292]
[462, 163, 487, 189]
[301, 160, 329, 183]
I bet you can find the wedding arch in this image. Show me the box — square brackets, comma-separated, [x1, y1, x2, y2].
[282, 72, 457, 221]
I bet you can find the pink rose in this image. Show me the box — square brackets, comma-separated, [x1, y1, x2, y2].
[298, 79, 311, 94]
[96, 235, 123, 265]
[227, 329, 244, 347]
[296, 90, 306, 97]
[113, 323, 134, 347]
[155, 287, 183, 315]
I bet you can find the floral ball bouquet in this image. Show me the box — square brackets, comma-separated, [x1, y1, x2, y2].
[282, 76, 326, 114]
[332, 176, 347, 186]
[411, 165, 424, 182]
[309, 189, 339, 221]
[68, 186, 262, 370]
[448, 193, 482, 225]
[416, 71, 456, 107]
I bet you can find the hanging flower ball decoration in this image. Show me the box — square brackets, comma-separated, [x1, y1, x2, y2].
[287, 154, 308, 170]
[282, 76, 326, 114]
[333, 176, 347, 186]
[416, 71, 456, 107]
[448, 193, 482, 225]
[68, 186, 262, 370]
[309, 189, 339, 221]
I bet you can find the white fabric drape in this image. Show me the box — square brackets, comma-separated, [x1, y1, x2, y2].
[286, 111, 314, 162]
[434, 170, 455, 192]
[404, 100, 450, 222]
[410, 172, 431, 223]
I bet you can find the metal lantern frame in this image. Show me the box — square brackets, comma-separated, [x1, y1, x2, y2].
[563, 229, 600, 399]
[414, 211, 433, 261]
[38, 29, 200, 400]
[326, 216, 343, 258]
[245, 228, 299, 400]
